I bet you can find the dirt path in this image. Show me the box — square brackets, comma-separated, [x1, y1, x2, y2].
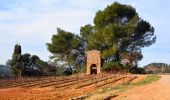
[114, 75, 170, 100]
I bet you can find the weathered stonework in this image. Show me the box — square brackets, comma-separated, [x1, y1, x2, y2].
[86, 50, 101, 75]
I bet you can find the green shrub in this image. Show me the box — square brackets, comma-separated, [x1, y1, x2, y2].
[129, 67, 146, 74]
[102, 61, 127, 72]
[73, 65, 86, 74]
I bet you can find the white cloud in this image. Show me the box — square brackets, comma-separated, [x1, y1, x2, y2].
[0, 0, 170, 66]
[0, 0, 104, 64]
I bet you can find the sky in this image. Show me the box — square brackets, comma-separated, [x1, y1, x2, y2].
[0, 0, 170, 66]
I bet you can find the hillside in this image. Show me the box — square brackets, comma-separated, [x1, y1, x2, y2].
[144, 63, 170, 73]
[0, 65, 13, 78]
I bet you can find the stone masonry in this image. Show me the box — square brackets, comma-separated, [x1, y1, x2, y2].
[86, 50, 101, 75]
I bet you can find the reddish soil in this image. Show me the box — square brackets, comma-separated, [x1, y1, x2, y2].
[114, 75, 170, 100]
[86, 75, 144, 100]
[0, 83, 97, 100]
[0, 74, 139, 100]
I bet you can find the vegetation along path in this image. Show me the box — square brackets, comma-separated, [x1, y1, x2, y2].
[114, 75, 170, 100]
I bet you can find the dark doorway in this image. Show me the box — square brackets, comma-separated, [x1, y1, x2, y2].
[90, 64, 97, 75]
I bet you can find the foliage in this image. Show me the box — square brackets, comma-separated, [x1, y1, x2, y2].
[102, 61, 127, 72]
[144, 62, 170, 74]
[129, 67, 145, 74]
[47, 28, 86, 74]
[0, 65, 13, 78]
[7, 44, 23, 77]
[144, 62, 169, 68]
[73, 64, 86, 74]
[121, 51, 143, 67]
[47, 2, 156, 73]
[80, 24, 93, 41]
[7, 44, 56, 77]
[47, 28, 80, 60]
[63, 67, 72, 76]
[87, 2, 156, 64]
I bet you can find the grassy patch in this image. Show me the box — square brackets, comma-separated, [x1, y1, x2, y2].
[85, 75, 161, 99]
[129, 75, 161, 86]
[115, 75, 161, 93]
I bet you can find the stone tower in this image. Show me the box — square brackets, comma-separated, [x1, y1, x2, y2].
[86, 50, 101, 75]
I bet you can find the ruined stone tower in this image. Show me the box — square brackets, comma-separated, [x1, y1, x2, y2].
[86, 50, 101, 75]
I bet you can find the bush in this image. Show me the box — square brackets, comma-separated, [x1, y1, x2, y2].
[63, 67, 72, 76]
[102, 61, 127, 72]
[73, 65, 86, 74]
[129, 67, 146, 74]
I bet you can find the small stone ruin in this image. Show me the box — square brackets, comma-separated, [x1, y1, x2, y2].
[86, 50, 101, 75]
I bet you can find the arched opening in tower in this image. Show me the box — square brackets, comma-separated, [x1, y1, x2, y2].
[90, 64, 97, 75]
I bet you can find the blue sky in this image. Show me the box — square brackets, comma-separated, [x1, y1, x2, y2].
[0, 0, 170, 66]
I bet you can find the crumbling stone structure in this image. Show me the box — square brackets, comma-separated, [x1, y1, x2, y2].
[86, 50, 101, 75]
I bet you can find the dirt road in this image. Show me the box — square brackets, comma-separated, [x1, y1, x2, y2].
[114, 75, 170, 100]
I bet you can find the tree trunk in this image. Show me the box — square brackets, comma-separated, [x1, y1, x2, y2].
[18, 71, 22, 79]
[115, 50, 120, 62]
